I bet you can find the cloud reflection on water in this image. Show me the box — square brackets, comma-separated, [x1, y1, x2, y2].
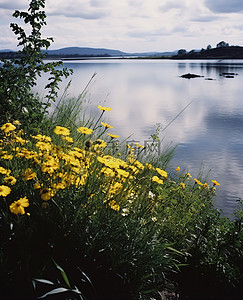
[36, 59, 243, 216]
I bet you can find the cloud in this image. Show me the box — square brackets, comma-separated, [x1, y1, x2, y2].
[191, 15, 222, 22]
[205, 0, 243, 13]
[90, 0, 109, 7]
[46, 1, 109, 19]
[127, 28, 170, 38]
[0, 0, 26, 10]
[234, 24, 243, 30]
[128, 0, 144, 7]
[0, 0, 243, 52]
[0, 25, 18, 48]
[48, 9, 108, 20]
[159, 0, 185, 12]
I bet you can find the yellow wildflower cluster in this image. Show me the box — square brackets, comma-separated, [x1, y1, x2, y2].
[0, 116, 221, 217]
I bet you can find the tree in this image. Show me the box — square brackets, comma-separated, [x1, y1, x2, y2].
[216, 41, 229, 48]
[206, 45, 212, 50]
[177, 49, 187, 56]
[0, 0, 72, 132]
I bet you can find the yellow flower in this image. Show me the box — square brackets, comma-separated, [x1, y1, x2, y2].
[180, 182, 186, 189]
[107, 133, 119, 139]
[97, 155, 120, 169]
[1, 154, 13, 160]
[62, 136, 74, 143]
[34, 182, 42, 189]
[109, 200, 120, 211]
[94, 139, 107, 149]
[52, 181, 67, 190]
[135, 142, 144, 149]
[101, 167, 115, 177]
[35, 141, 52, 151]
[98, 105, 111, 111]
[75, 175, 87, 187]
[40, 187, 56, 201]
[32, 134, 52, 142]
[176, 167, 180, 172]
[186, 172, 192, 178]
[194, 178, 203, 186]
[4, 176, 17, 185]
[101, 122, 113, 129]
[126, 143, 134, 151]
[41, 162, 59, 174]
[13, 120, 21, 125]
[9, 197, 29, 215]
[53, 126, 70, 136]
[212, 180, 220, 186]
[0, 167, 10, 175]
[156, 168, 168, 179]
[145, 163, 154, 170]
[134, 160, 144, 169]
[204, 183, 208, 188]
[15, 136, 26, 145]
[129, 165, 139, 174]
[0, 185, 11, 197]
[109, 182, 123, 195]
[1, 122, 16, 133]
[77, 127, 93, 135]
[24, 168, 36, 180]
[117, 168, 130, 178]
[152, 176, 163, 184]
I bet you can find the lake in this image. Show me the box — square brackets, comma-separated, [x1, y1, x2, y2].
[37, 58, 243, 217]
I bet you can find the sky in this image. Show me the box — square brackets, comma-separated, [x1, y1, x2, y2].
[0, 0, 243, 52]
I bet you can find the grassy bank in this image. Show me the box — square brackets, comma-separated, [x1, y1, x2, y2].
[0, 100, 242, 299]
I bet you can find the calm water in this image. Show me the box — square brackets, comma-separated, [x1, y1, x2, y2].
[37, 59, 243, 217]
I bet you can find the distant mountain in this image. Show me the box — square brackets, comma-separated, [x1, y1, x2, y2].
[2, 45, 243, 59]
[0, 46, 177, 59]
[0, 49, 14, 52]
[45, 47, 127, 57]
[44, 47, 177, 57]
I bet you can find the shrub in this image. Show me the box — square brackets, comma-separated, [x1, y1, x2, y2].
[0, 0, 72, 134]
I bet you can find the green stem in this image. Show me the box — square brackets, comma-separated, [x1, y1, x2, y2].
[93, 111, 105, 130]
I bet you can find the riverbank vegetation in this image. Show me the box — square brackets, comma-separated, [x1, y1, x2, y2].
[0, 1, 243, 299]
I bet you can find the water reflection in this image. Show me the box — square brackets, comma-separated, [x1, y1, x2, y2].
[35, 59, 243, 217]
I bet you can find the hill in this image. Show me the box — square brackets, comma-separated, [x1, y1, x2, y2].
[0, 46, 176, 59]
[45, 47, 127, 57]
[172, 46, 243, 59]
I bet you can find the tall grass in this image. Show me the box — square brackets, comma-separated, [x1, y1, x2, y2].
[1, 93, 242, 299]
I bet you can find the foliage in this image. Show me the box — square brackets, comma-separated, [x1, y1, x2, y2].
[0, 115, 242, 299]
[0, 0, 72, 133]
[173, 205, 243, 299]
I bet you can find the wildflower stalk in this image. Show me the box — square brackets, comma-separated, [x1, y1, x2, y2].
[93, 111, 105, 130]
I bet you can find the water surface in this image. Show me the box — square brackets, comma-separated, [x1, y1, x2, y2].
[37, 59, 243, 217]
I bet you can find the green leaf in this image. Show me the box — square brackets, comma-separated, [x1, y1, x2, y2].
[38, 287, 72, 299]
[166, 246, 184, 255]
[52, 259, 71, 288]
[33, 278, 55, 285]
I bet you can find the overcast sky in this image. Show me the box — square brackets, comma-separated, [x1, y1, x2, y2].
[0, 0, 243, 52]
